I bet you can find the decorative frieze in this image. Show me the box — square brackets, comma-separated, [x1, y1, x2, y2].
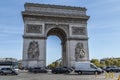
[45, 24, 56, 31]
[72, 27, 86, 35]
[58, 24, 69, 32]
[26, 24, 42, 33]
[45, 23, 69, 35]
[24, 16, 87, 24]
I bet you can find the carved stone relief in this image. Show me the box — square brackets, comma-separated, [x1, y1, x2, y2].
[75, 42, 86, 61]
[72, 27, 86, 35]
[45, 23, 69, 35]
[22, 3, 89, 68]
[24, 17, 86, 24]
[58, 24, 69, 32]
[26, 24, 42, 33]
[28, 41, 39, 59]
[45, 24, 55, 31]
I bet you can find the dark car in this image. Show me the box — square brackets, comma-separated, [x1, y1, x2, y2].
[105, 66, 120, 72]
[0, 69, 2, 74]
[63, 67, 74, 72]
[51, 67, 71, 74]
[0, 68, 18, 75]
[29, 67, 48, 73]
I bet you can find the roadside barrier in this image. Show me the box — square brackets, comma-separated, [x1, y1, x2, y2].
[118, 74, 120, 80]
[111, 72, 114, 79]
[95, 72, 98, 78]
[105, 72, 109, 79]
[105, 72, 115, 79]
[94, 71, 117, 79]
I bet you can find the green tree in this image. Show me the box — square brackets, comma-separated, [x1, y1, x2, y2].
[54, 61, 59, 68]
[100, 61, 106, 68]
[91, 59, 100, 67]
[105, 59, 111, 66]
[113, 59, 118, 66]
[47, 61, 60, 69]
[117, 59, 120, 67]
[47, 63, 55, 69]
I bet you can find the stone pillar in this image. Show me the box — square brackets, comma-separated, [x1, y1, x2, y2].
[61, 41, 67, 67]
[22, 36, 46, 68]
[65, 40, 70, 67]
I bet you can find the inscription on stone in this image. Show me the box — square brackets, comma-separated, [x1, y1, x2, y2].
[72, 27, 86, 35]
[26, 24, 42, 33]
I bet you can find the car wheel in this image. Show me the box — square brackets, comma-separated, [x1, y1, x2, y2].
[11, 72, 16, 75]
[4, 73, 7, 75]
[54, 72, 57, 74]
[66, 71, 70, 74]
[78, 71, 82, 75]
[110, 70, 113, 72]
[94, 71, 98, 75]
[1, 72, 4, 75]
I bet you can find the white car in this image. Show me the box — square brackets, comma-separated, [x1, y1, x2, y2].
[74, 62, 103, 74]
[0, 68, 18, 75]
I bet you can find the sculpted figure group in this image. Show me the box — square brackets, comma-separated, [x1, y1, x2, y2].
[28, 41, 39, 59]
[75, 42, 86, 61]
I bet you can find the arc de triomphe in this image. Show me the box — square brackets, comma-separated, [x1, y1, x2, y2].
[22, 3, 90, 68]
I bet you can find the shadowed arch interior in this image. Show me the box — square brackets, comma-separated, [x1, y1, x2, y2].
[47, 28, 67, 43]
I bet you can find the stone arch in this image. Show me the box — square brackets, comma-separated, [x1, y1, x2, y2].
[46, 27, 67, 42]
[46, 27, 67, 66]
[22, 3, 89, 68]
[45, 23, 69, 38]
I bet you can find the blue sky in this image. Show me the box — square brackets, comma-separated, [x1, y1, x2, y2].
[0, 0, 120, 65]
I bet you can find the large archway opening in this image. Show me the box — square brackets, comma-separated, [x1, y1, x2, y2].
[46, 28, 67, 67]
[46, 36, 61, 66]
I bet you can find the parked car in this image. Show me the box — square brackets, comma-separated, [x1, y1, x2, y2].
[105, 66, 120, 72]
[63, 67, 74, 72]
[74, 62, 103, 74]
[51, 67, 71, 74]
[29, 67, 48, 73]
[0, 68, 18, 75]
[0, 69, 2, 74]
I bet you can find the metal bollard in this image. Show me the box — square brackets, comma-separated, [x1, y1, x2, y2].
[118, 74, 120, 80]
[95, 72, 98, 78]
[105, 72, 108, 79]
[111, 72, 114, 79]
[109, 72, 111, 77]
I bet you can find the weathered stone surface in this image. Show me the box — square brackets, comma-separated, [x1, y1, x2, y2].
[72, 27, 86, 35]
[26, 24, 42, 33]
[22, 3, 89, 68]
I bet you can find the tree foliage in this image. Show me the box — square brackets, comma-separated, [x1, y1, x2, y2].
[91, 59, 100, 67]
[91, 58, 120, 68]
[47, 61, 60, 69]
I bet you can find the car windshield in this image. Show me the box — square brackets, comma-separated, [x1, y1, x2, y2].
[1, 68, 11, 70]
[34, 67, 41, 69]
[90, 64, 97, 69]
